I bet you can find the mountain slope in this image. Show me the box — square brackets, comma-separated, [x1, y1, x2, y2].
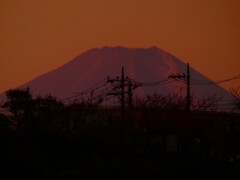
[9, 46, 232, 106]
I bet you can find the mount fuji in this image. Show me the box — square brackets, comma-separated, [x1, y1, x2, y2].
[5, 46, 233, 106]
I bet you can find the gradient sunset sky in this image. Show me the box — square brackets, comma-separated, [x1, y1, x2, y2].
[1, 0, 240, 93]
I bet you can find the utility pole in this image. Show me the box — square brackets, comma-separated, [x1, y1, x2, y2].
[186, 63, 191, 116]
[107, 67, 130, 119]
[107, 67, 138, 127]
[128, 78, 133, 112]
[168, 63, 191, 114]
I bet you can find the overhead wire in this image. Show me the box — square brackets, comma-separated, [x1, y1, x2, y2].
[191, 74, 240, 85]
[134, 78, 175, 87]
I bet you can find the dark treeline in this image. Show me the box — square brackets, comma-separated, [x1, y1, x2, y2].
[0, 88, 240, 179]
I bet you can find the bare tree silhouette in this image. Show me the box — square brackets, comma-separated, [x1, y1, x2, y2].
[230, 87, 240, 109]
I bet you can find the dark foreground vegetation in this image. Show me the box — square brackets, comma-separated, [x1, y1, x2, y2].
[0, 88, 240, 179]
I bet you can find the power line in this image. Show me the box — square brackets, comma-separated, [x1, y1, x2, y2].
[191, 74, 240, 85]
[134, 79, 175, 87]
[133, 73, 240, 87]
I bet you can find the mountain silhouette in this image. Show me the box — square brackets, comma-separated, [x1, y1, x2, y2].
[5, 46, 233, 105]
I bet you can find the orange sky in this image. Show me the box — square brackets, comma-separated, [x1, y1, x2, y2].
[1, 0, 240, 93]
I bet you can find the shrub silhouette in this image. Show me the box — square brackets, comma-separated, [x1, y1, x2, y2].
[1, 88, 240, 179]
[230, 87, 240, 109]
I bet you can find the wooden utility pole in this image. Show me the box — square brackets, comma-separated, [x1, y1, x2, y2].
[128, 78, 133, 112]
[186, 63, 191, 116]
[168, 63, 191, 114]
[107, 67, 137, 126]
